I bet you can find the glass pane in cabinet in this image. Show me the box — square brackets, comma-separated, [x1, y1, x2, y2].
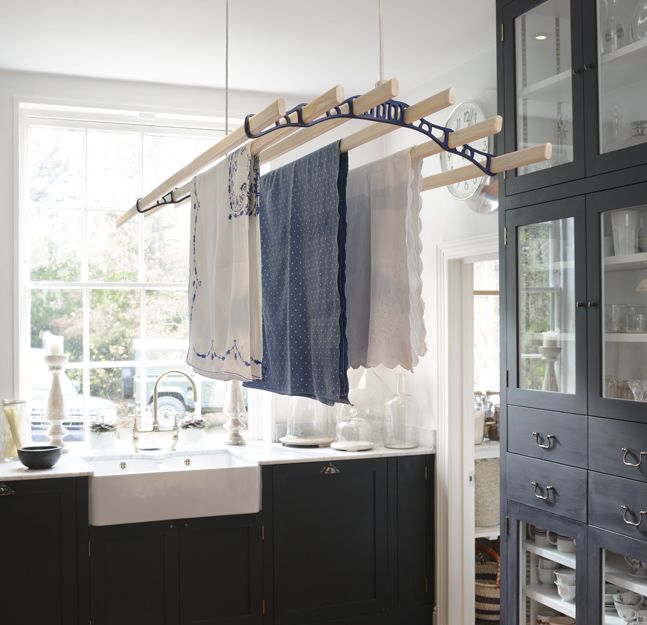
[602, 549, 647, 624]
[515, 0, 574, 174]
[518, 217, 576, 394]
[519, 521, 577, 624]
[598, 0, 647, 154]
[602, 205, 647, 401]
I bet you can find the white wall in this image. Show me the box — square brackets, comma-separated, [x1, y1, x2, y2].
[379, 45, 499, 442]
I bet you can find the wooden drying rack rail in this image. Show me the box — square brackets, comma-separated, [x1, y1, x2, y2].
[116, 79, 551, 227]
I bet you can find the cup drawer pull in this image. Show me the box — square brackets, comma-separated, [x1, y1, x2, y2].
[621, 447, 647, 468]
[0, 484, 15, 496]
[531, 481, 554, 501]
[621, 504, 647, 527]
[321, 463, 340, 475]
[532, 431, 556, 450]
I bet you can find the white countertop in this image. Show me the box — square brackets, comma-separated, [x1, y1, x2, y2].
[0, 439, 434, 481]
[0, 454, 93, 481]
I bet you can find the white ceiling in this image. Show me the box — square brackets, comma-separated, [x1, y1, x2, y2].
[0, 0, 496, 97]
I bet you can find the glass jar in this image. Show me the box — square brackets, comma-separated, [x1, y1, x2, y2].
[384, 374, 418, 449]
[624, 120, 647, 148]
[632, 0, 647, 41]
[2, 400, 30, 461]
[280, 397, 333, 447]
[332, 406, 373, 452]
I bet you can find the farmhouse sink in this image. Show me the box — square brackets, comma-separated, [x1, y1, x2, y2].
[88, 451, 260, 526]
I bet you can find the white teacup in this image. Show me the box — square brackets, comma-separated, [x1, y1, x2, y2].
[537, 566, 554, 585]
[615, 601, 640, 622]
[556, 582, 576, 602]
[614, 591, 644, 605]
[626, 556, 647, 577]
[548, 531, 576, 553]
[554, 568, 576, 585]
[538, 557, 560, 570]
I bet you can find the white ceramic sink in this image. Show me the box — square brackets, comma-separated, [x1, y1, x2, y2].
[88, 451, 260, 526]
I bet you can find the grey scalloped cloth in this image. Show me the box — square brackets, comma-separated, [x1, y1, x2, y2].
[345, 148, 426, 371]
[244, 142, 349, 406]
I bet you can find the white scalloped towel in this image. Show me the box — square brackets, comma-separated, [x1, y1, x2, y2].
[345, 149, 426, 371]
[187, 144, 263, 381]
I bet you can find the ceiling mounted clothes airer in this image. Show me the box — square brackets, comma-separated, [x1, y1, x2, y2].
[116, 0, 551, 227]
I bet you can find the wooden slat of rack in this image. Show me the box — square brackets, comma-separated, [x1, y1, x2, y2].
[116, 98, 286, 226]
[421, 143, 552, 191]
[410, 115, 503, 161]
[259, 79, 399, 163]
[250, 85, 344, 155]
[338, 87, 455, 153]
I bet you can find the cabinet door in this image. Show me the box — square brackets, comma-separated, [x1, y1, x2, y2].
[587, 181, 647, 422]
[179, 514, 263, 625]
[272, 459, 388, 625]
[90, 521, 179, 625]
[506, 197, 588, 413]
[502, 0, 586, 194]
[506, 501, 588, 625]
[583, 0, 647, 176]
[0, 478, 79, 625]
[588, 526, 647, 625]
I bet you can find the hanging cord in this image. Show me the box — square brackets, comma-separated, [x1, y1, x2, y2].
[225, 0, 230, 134]
[377, 0, 386, 86]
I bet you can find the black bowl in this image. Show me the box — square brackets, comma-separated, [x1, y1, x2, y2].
[18, 446, 62, 470]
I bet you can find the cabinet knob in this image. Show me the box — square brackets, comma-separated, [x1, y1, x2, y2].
[531, 431, 555, 450]
[572, 67, 584, 76]
[321, 463, 340, 475]
[0, 483, 15, 496]
[621, 504, 647, 527]
[530, 481, 554, 501]
[621, 447, 647, 468]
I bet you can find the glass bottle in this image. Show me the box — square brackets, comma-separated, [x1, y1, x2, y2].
[624, 120, 647, 147]
[633, 0, 647, 41]
[384, 374, 418, 449]
[601, 0, 628, 54]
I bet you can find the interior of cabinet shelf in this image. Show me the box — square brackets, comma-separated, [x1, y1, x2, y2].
[525, 541, 576, 569]
[605, 614, 626, 625]
[605, 332, 647, 343]
[599, 37, 647, 92]
[604, 251, 647, 271]
[605, 552, 647, 595]
[525, 584, 576, 618]
[518, 69, 572, 102]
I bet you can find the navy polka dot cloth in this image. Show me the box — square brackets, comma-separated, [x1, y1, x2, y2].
[244, 141, 349, 406]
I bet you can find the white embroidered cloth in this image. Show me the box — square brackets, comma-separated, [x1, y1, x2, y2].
[187, 144, 263, 381]
[345, 149, 426, 371]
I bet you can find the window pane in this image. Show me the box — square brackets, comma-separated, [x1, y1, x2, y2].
[474, 259, 499, 292]
[143, 134, 195, 192]
[144, 289, 188, 360]
[518, 217, 576, 393]
[87, 130, 141, 207]
[87, 210, 138, 282]
[90, 289, 140, 361]
[29, 207, 82, 281]
[89, 368, 132, 425]
[144, 203, 190, 283]
[30, 288, 83, 362]
[28, 126, 84, 205]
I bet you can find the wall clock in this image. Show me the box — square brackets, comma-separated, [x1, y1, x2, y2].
[439, 101, 499, 214]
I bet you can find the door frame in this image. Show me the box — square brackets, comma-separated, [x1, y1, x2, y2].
[435, 232, 498, 625]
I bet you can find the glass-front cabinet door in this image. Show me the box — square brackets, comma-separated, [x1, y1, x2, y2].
[506, 197, 587, 413]
[507, 503, 588, 625]
[588, 181, 647, 421]
[503, 0, 585, 194]
[589, 527, 647, 625]
[585, 0, 647, 174]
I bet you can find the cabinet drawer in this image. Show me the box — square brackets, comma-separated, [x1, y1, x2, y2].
[506, 454, 587, 522]
[590, 472, 647, 541]
[508, 406, 587, 468]
[589, 417, 647, 482]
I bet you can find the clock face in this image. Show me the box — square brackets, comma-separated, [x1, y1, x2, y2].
[440, 102, 490, 201]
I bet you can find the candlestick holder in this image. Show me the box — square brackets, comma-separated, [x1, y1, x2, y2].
[44, 354, 69, 452]
[538, 346, 561, 393]
[223, 380, 246, 446]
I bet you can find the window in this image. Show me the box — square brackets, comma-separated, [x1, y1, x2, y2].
[20, 104, 231, 443]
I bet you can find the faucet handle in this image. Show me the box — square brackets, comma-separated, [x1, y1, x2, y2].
[171, 415, 180, 452]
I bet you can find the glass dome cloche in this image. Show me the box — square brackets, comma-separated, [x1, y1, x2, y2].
[331, 404, 374, 452]
[279, 396, 334, 447]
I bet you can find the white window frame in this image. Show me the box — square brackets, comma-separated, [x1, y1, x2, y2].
[17, 101, 234, 443]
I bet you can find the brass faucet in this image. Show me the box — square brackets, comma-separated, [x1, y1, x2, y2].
[133, 370, 197, 452]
